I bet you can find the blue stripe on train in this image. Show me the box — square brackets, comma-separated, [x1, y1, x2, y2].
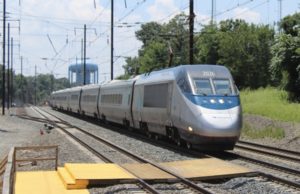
[185, 93, 240, 110]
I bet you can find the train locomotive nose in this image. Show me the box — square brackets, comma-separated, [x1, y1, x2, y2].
[193, 96, 242, 135]
[201, 111, 240, 131]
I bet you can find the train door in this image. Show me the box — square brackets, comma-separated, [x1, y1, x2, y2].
[132, 85, 143, 129]
[167, 82, 173, 117]
[79, 89, 83, 113]
[96, 86, 101, 118]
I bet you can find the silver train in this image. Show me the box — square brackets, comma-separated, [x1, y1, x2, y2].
[50, 65, 242, 150]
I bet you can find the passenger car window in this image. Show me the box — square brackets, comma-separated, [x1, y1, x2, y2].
[213, 79, 232, 95]
[193, 79, 213, 95]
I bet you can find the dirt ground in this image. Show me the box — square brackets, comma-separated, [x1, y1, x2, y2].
[241, 114, 300, 151]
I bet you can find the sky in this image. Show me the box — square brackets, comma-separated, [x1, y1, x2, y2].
[2, 0, 300, 83]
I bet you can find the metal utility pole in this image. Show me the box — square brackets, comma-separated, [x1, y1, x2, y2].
[10, 37, 13, 107]
[2, 0, 6, 115]
[81, 38, 83, 85]
[189, 0, 194, 65]
[51, 71, 54, 93]
[111, 0, 114, 80]
[278, 0, 282, 32]
[83, 24, 87, 85]
[21, 56, 24, 104]
[34, 65, 37, 105]
[211, 0, 216, 23]
[7, 23, 10, 109]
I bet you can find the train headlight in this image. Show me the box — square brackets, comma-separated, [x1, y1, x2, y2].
[210, 99, 216, 104]
[219, 99, 224, 104]
[188, 126, 193, 132]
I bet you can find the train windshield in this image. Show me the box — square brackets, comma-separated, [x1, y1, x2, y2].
[193, 79, 213, 96]
[213, 79, 233, 95]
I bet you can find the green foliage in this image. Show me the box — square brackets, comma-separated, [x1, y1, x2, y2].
[196, 20, 274, 89]
[195, 24, 219, 64]
[122, 14, 190, 77]
[241, 87, 300, 122]
[123, 57, 140, 76]
[140, 41, 169, 72]
[270, 13, 300, 101]
[280, 12, 300, 36]
[1, 72, 70, 105]
[123, 17, 275, 89]
[242, 123, 285, 139]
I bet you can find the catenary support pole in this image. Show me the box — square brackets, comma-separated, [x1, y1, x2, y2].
[189, 0, 194, 65]
[2, 0, 6, 115]
[83, 24, 86, 85]
[7, 23, 10, 109]
[10, 37, 13, 107]
[110, 0, 114, 80]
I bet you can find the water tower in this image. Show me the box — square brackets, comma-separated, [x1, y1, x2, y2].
[68, 62, 98, 86]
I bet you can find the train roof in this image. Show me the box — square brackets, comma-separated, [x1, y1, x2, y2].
[51, 64, 232, 94]
[135, 64, 231, 84]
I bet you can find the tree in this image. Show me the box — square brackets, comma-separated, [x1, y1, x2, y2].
[122, 14, 190, 76]
[195, 24, 219, 64]
[196, 19, 274, 89]
[139, 41, 169, 73]
[270, 13, 300, 101]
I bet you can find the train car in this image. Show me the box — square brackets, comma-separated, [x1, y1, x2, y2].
[50, 64, 242, 150]
[51, 89, 68, 110]
[98, 80, 135, 126]
[132, 65, 241, 150]
[50, 91, 58, 108]
[177, 65, 241, 149]
[67, 86, 82, 113]
[80, 84, 101, 117]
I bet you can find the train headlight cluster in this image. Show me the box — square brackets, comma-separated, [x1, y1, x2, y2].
[210, 99, 216, 104]
[188, 126, 193, 132]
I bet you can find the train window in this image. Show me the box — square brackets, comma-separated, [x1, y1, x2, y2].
[213, 79, 232, 95]
[71, 95, 78, 100]
[144, 83, 168, 108]
[101, 94, 122, 105]
[177, 78, 191, 93]
[193, 79, 213, 96]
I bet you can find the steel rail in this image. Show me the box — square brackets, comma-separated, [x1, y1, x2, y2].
[31, 107, 164, 194]
[39, 107, 213, 194]
[259, 172, 300, 189]
[235, 144, 300, 163]
[237, 140, 300, 157]
[47, 107, 300, 190]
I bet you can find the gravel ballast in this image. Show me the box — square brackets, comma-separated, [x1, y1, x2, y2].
[42, 107, 300, 194]
[1, 106, 299, 193]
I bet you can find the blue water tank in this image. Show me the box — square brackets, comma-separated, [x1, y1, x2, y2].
[68, 63, 98, 85]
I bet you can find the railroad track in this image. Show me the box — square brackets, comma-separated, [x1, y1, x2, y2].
[21, 107, 300, 192]
[32, 106, 213, 194]
[0, 155, 8, 192]
[235, 140, 300, 163]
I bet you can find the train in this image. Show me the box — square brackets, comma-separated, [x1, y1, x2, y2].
[50, 64, 242, 150]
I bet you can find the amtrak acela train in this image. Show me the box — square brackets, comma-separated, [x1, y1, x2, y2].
[50, 64, 242, 150]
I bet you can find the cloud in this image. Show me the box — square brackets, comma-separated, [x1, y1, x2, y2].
[232, 7, 261, 23]
[147, 0, 180, 22]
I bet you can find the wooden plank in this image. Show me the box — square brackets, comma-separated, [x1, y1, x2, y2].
[161, 158, 252, 180]
[2, 148, 15, 194]
[14, 171, 89, 194]
[15, 145, 58, 151]
[122, 163, 176, 181]
[15, 157, 57, 163]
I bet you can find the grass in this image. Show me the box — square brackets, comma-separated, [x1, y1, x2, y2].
[241, 123, 285, 139]
[240, 87, 300, 122]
